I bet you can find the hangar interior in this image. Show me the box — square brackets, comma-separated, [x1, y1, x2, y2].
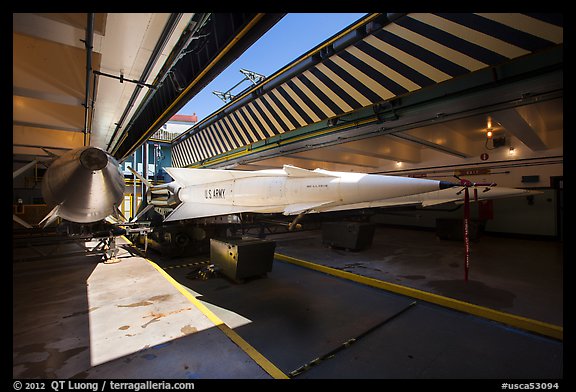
[13, 13, 563, 379]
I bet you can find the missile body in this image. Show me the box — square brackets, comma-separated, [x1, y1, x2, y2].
[182, 172, 451, 210]
[163, 165, 458, 222]
[41, 146, 125, 224]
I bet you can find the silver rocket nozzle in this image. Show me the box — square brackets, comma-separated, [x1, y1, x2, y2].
[80, 147, 108, 170]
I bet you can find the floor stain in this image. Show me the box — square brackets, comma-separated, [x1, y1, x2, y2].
[148, 294, 171, 302]
[117, 295, 173, 308]
[145, 307, 193, 321]
[117, 301, 153, 308]
[118, 325, 130, 330]
[141, 317, 161, 329]
[180, 325, 198, 335]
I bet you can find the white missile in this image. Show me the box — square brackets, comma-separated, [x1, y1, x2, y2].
[161, 165, 534, 223]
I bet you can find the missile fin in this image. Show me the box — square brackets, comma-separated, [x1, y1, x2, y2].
[165, 167, 267, 187]
[421, 199, 459, 207]
[322, 185, 531, 213]
[127, 166, 153, 189]
[13, 159, 38, 180]
[164, 203, 250, 222]
[283, 165, 337, 178]
[164, 165, 336, 187]
[283, 201, 335, 215]
[41, 147, 61, 159]
[112, 205, 127, 222]
[131, 203, 155, 223]
[39, 204, 61, 228]
[13, 214, 33, 229]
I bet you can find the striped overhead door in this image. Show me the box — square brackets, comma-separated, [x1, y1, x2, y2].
[172, 13, 562, 167]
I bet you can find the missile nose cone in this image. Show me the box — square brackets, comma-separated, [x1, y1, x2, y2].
[80, 147, 108, 170]
[439, 181, 458, 190]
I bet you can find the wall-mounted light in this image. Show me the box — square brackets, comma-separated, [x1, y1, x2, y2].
[508, 147, 516, 156]
[486, 116, 493, 139]
[395, 161, 402, 167]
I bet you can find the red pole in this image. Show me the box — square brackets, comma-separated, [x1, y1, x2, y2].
[463, 187, 470, 282]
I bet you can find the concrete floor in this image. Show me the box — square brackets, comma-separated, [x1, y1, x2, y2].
[271, 226, 563, 326]
[12, 236, 273, 379]
[167, 250, 562, 379]
[163, 225, 562, 378]
[12, 225, 563, 379]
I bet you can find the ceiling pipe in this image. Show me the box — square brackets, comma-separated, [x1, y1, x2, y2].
[112, 13, 212, 153]
[106, 13, 184, 153]
[83, 13, 95, 146]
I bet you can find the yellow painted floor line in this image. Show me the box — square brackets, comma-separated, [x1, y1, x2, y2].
[275, 253, 563, 341]
[120, 235, 287, 379]
[147, 259, 289, 379]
